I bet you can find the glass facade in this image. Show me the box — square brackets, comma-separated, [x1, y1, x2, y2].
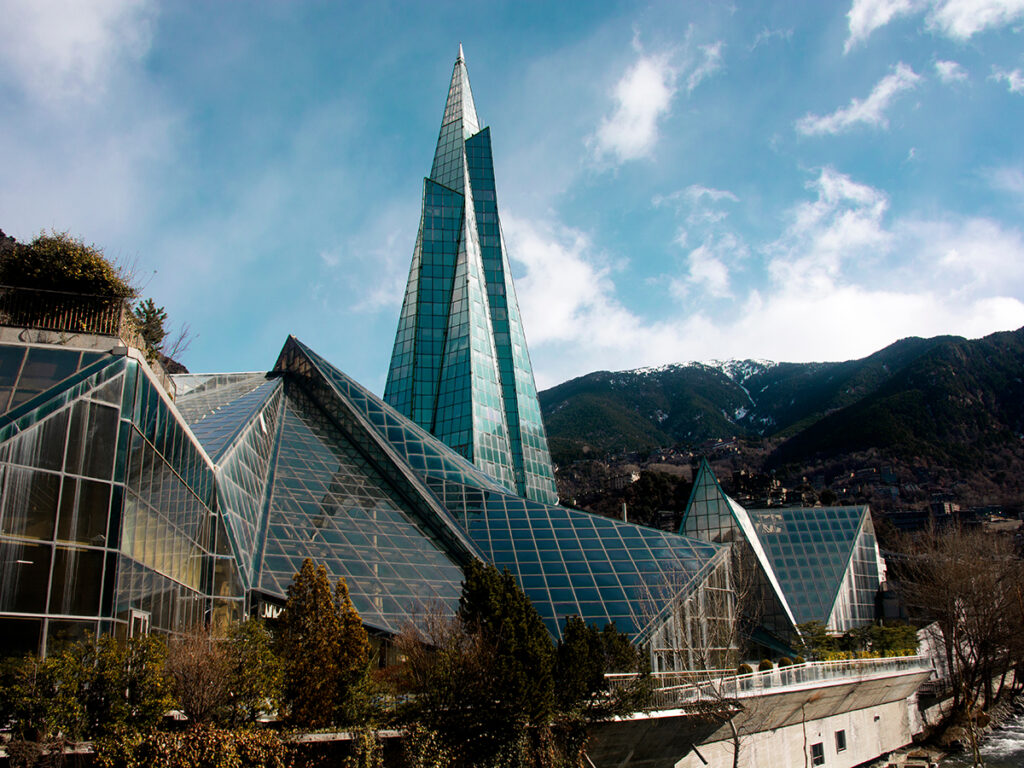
[747, 505, 882, 631]
[383, 47, 559, 505]
[680, 459, 797, 639]
[279, 337, 731, 655]
[0, 334, 733, 670]
[680, 459, 884, 636]
[0, 345, 242, 657]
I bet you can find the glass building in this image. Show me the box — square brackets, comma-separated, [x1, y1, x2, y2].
[680, 459, 885, 635]
[0, 50, 738, 670]
[0, 332, 733, 670]
[383, 46, 559, 506]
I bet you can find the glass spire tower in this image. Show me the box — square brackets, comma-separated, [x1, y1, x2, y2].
[384, 46, 559, 505]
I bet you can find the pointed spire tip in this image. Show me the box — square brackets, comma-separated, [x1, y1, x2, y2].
[457, 42, 464, 62]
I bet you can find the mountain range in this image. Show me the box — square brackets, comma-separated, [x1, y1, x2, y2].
[539, 327, 1024, 508]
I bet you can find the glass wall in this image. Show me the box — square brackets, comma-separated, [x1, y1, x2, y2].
[0, 343, 241, 656]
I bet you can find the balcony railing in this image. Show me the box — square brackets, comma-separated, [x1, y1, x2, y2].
[607, 655, 932, 711]
[0, 284, 175, 396]
[0, 284, 136, 338]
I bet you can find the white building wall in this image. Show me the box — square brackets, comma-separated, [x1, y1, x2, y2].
[675, 699, 913, 768]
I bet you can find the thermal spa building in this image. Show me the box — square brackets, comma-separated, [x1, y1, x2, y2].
[0, 49, 741, 669]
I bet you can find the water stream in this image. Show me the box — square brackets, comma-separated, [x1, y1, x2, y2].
[942, 711, 1024, 767]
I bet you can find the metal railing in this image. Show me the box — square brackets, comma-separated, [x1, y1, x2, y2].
[0, 284, 176, 397]
[607, 655, 932, 710]
[0, 284, 133, 338]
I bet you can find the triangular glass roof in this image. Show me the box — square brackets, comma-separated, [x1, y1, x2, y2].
[430, 46, 480, 193]
[281, 337, 728, 641]
[680, 458, 798, 634]
[745, 505, 870, 626]
[174, 374, 280, 460]
[255, 381, 467, 634]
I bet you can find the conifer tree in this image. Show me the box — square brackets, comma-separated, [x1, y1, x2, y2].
[279, 559, 371, 728]
[458, 560, 556, 747]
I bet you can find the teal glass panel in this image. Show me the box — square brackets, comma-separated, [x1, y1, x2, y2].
[212, 379, 284, 589]
[465, 128, 558, 504]
[384, 50, 556, 503]
[176, 375, 280, 460]
[256, 381, 466, 633]
[746, 505, 877, 628]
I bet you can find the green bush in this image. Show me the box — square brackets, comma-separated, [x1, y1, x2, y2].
[0, 231, 134, 297]
[794, 655, 806, 665]
[778, 657, 793, 667]
[736, 663, 754, 675]
[758, 659, 773, 671]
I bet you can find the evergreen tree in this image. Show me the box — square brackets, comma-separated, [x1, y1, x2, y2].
[225, 618, 283, 725]
[279, 559, 370, 728]
[334, 578, 372, 723]
[457, 560, 556, 754]
[133, 298, 168, 355]
[555, 616, 604, 713]
[556, 617, 650, 718]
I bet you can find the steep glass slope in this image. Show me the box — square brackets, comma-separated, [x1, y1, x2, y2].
[176, 376, 280, 460]
[745, 505, 878, 629]
[288, 337, 727, 641]
[465, 129, 558, 504]
[680, 459, 797, 637]
[384, 48, 557, 504]
[256, 382, 466, 633]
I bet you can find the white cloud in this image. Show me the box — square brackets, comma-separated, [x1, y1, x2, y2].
[681, 235, 745, 299]
[684, 185, 740, 204]
[796, 63, 922, 136]
[935, 59, 968, 83]
[991, 67, 1024, 93]
[844, 0, 1024, 47]
[0, 0, 176, 248]
[927, 0, 1024, 39]
[750, 27, 793, 51]
[591, 53, 678, 163]
[845, 0, 924, 52]
[0, 0, 155, 107]
[686, 43, 724, 93]
[590, 38, 724, 165]
[512, 168, 1024, 387]
[987, 166, 1024, 197]
[767, 168, 891, 288]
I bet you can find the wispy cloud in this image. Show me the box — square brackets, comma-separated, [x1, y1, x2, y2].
[927, 0, 1024, 39]
[589, 37, 723, 165]
[686, 43, 724, 93]
[0, 0, 177, 247]
[509, 168, 1024, 386]
[796, 63, 921, 136]
[986, 166, 1024, 198]
[675, 232, 747, 300]
[0, 0, 155, 107]
[750, 26, 793, 50]
[935, 59, 968, 83]
[991, 67, 1024, 93]
[591, 52, 678, 163]
[845, 0, 924, 53]
[844, 0, 1024, 49]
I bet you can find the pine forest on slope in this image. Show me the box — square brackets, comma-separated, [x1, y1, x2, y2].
[540, 326, 1024, 516]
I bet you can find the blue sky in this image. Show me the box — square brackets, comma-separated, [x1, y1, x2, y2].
[2, 0, 1024, 391]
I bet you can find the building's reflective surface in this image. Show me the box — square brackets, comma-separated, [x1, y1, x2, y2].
[384, 48, 559, 505]
[681, 458, 885, 635]
[0, 336, 732, 670]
